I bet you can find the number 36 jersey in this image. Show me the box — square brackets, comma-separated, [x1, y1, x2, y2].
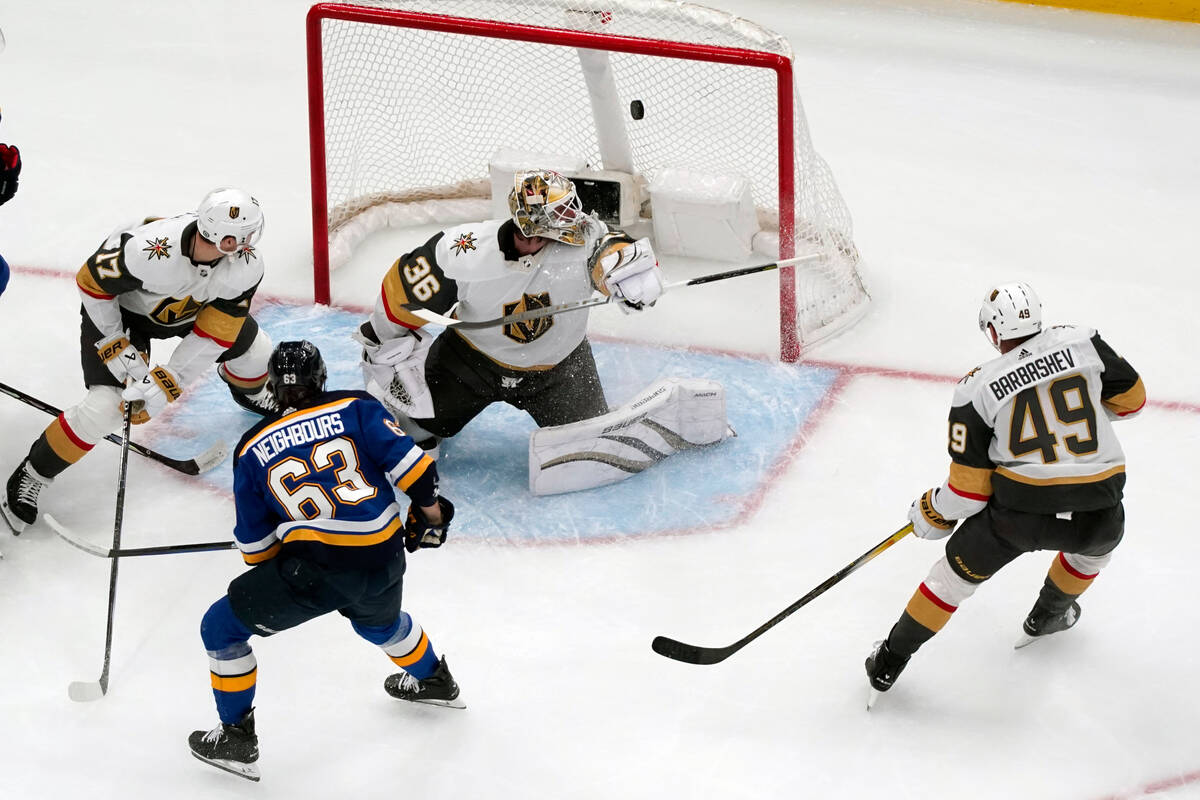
[943, 325, 1145, 516]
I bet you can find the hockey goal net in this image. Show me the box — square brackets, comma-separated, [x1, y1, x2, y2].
[307, 0, 868, 360]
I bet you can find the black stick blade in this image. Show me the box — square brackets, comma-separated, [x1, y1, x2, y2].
[651, 635, 734, 665]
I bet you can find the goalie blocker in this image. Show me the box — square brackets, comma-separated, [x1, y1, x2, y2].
[529, 378, 734, 496]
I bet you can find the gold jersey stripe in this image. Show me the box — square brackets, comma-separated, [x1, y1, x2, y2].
[381, 268, 426, 329]
[281, 517, 403, 548]
[995, 464, 1125, 487]
[396, 454, 434, 492]
[948, 462, 993, 498]
[194, 305, 246, 348]
[241, 541, 280, 565]
[1103, 377, 1146, 417]
[76, 264, 113, 299]
[210, 669, 258, 693]
[453, 330, 558, 372]
[388, 631, 430, 668]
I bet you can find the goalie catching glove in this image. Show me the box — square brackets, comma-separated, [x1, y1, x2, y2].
[908, 488, 956, 540]
[96, 331, 149, 383]
[121, 365, 182, 424]
[599, 238, 664, 312]
[404, 496, 455, 553]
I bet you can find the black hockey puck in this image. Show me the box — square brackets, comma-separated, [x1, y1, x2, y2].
[630, 99, 644, 120]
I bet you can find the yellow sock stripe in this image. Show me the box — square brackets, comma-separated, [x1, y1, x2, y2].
[389, 631, 430, 668]
[210, 668, 257, 694]
[904, 583, 957, 633]
[1048, 553, 1096, 596]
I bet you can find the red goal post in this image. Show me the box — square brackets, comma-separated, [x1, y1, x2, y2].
[306, 0, 868, 360]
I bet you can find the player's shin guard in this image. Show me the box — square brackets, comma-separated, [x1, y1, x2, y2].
[201, 597, 258, 724]
[358, 611, 440, 679]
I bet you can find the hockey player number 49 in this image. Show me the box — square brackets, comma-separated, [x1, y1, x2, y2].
[1007, 375, 1098, 463]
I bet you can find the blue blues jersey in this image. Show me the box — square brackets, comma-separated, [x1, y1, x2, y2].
[231, 390, 438, 568]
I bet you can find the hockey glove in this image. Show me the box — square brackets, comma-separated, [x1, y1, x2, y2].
[96, 332, 149, 384]
[908, 488, 955, 540]
[0, 144, 20, 206]
[121, 365, 183, 424]
[404, 496, 455, 553]
[600, 238, 664, 313]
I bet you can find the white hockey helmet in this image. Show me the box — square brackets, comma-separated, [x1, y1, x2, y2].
[508, 170, 586, 246]
[978, 282, 1042, 350]
[196, 187, 264, 256]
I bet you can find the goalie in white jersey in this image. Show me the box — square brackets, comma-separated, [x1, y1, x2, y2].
[1, 188, 276, 534]
[865, 282, 1145, 705]
[358, 170, 719, 490]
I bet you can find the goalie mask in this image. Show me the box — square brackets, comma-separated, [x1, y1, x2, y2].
[267, 340, 327, 409]
[197, 186, 265, 256]
[978, 282, 1042, 350]
[508, 170, 586, 246]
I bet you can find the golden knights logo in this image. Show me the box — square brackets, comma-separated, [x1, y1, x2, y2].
[228, 206, 240, 219]
[503, 292, 554, 343]
[142, 237, 172, 260]
[450, 232, 477, 255]
[150, 295, 203, 325]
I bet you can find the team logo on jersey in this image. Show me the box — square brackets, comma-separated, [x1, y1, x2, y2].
[450, 232, 477, 255]
[142, 237, 172, 260]
[150, 295, 203, 325]
[503, 292, 554, 343]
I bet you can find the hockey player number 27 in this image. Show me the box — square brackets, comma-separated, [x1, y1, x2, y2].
[1007, 375, 1098, 463]
[267, 438, 378, 519]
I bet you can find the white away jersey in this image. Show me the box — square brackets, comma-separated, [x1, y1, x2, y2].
[370, 217, 612, 370]
[942, 324, 1145, 515]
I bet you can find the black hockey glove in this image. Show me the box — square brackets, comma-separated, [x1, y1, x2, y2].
[404, 496, 454, 553]
[0, 144, 20, 206]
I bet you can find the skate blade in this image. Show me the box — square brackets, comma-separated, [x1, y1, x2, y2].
[190, 751, 261, 782]
[866, 687, 882, 711]
[0, 500, 28, 536]
[68, 681, 106, 702]
[1013, 632, 1039, 649]
[407, 695, 466, 710]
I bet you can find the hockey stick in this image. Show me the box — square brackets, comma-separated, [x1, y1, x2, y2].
[45, 515, 235, 558]
[69, 404, 135, 702]
[411, 253, 823, 330]
[0, 380, 227, 475]
[652, 523, 914, 665]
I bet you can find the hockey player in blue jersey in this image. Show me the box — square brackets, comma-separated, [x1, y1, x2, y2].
[188, 340, 462, 782]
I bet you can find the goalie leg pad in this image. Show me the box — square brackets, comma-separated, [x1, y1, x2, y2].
[528, 378, 733, 496]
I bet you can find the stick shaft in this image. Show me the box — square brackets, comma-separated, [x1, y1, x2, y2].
[652, 523, 913, 665]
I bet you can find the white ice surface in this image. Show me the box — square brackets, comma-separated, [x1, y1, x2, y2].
[1, 1, 1199, 798]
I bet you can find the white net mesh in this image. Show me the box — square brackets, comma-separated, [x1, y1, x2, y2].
[312, 0, 868, 354]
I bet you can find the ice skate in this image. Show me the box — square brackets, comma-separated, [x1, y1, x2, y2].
[865, 639, 910, 710]
[2, 458, 51, 535]
[1014, 601, 1081, 649]
[188, 708, 261, 782]
[228, 384, 279, 417]
[384, 656, 465, 709]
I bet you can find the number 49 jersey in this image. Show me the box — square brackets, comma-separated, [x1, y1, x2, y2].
[945, 325, 1145, 515]
[230, 390, 438, 568]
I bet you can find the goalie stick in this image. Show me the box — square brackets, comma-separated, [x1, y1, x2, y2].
[68, 404, 134, 702]
[0, 380, 227, 475]
[411, 254, 822, 330]
[46, 515, 236, 558]
[652, 523, 914, 665]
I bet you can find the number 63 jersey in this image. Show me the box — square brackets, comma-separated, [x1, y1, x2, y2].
[230, 390, 439, 568]
[945, 325, 1146, 515]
